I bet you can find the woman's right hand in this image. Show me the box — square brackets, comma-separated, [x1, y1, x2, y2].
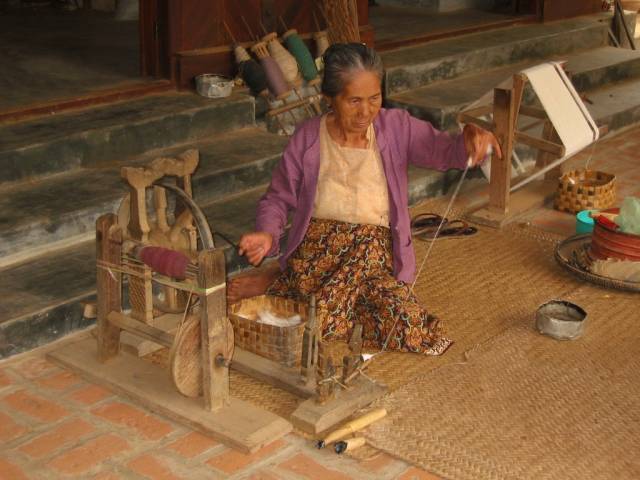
[237, 231, 273, 266]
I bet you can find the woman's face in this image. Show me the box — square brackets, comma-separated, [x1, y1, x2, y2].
[329, 70, 382, 135]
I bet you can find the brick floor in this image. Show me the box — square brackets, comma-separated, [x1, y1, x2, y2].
[0, 124, 637, 480]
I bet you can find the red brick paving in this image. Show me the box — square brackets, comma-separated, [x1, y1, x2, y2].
[206, 439, 286, 474]
[18, 418, 94, 458]
[68, 384, 112, 405]
[91, 402, 174, 440]
[166, 431, 219, 458]
[279, 452, 354, 480]
[47, 433, 129, 475]
[128, 454, 183, 480]
[3, 389, 69, 422]
[0, 458, 29, 480]
[0, 411, 28, 443]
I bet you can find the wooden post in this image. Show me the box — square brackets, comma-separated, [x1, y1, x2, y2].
[96, 214, 122, 362]
[536, 120, 563, 180]
[301, 295, 319, 387]
[488, 87, 517, 214]
[198, 249, 230, 411]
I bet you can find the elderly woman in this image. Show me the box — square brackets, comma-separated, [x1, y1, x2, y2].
[233, 43, 500, 355]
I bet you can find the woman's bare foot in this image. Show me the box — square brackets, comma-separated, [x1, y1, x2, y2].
[227, 263, 280, 305]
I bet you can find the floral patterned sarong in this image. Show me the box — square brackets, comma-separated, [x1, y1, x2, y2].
[267, 218, 452, 355]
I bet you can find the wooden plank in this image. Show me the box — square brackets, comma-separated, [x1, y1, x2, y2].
[519, 105, 547, 119]
[47, 337, 292, 454]
[514, 130, 565, 156]
[108, 312, 174, 349]
[467, 178, 557, 228]
[96, 214, 122, 362]
[535, 119, 562, 180]
[121, 313, 182, 357]
[231, 348, 316, 399]
[198, 249, 229, 412]
[489, 87, 516, 215]
[290, 376, 387, 435]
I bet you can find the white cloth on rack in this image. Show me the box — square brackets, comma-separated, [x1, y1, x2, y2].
[462, 61, 599, 182]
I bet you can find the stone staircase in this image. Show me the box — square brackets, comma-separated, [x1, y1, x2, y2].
[2, 12, 639, 358]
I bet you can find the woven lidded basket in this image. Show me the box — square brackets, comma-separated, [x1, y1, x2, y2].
[554, 169, 616, 214]
[229, 295, 314, 368]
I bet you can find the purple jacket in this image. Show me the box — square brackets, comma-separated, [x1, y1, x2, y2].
[256, 108, 468, 283]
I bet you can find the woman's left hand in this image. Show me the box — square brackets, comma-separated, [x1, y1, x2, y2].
[463, 123, 502, 166]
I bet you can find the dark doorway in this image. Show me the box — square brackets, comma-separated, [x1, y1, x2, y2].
[370, 1, 538, 51]
[0, 0, 169, 116]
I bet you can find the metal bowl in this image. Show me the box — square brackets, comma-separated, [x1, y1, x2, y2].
[195, 74, 233, 98]
[535, 300, 587, 341]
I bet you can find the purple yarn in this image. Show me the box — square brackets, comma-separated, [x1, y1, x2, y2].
[261, 56, 289, 98]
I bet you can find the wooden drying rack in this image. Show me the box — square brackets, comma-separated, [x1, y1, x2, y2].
[459, 72, 607, 227]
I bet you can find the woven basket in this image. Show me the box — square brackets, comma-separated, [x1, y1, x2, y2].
[554, 169, 616, 214]
[229, 295, 313, 368]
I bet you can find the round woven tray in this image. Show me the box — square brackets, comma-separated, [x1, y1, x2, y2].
[554, 234, 640, 292]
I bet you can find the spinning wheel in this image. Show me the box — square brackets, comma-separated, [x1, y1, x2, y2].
[117, 149, 234, 398]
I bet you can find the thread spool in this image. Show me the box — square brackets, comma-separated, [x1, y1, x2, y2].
[314, 30, 330, 58]
[262, 32, 302, 88]
[251, 41, 290, 99]
[233, 45, 269, 96]
[282, 29, 319, 82]
[137, 246, 191, 280]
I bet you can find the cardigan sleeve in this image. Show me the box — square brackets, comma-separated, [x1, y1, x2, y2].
[255, 127, 305, 256]
[400, 109, 469, 171]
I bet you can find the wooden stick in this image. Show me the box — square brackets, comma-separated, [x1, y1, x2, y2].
[241, 16, 258, 41]
[313, 10, 321, 31]
[96, 214, 122, 362]
[316, 408, 387, 448]
[488, 87, 516, 214]
[108, 311, 174, 348]
[222, 21, 237, 44]
[259, 19, 269, 36]
[278, 16, 288, 32]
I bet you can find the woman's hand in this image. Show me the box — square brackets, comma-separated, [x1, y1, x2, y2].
[238, 231, 273, 266]
[463, 123, 502, 167]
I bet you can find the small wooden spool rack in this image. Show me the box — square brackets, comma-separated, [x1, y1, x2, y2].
[459, 71, 608, 228]
[48, 150, 386, 452]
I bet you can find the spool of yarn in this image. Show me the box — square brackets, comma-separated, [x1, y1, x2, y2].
[238, 59, 269, 96]
[234, 44, 251, 63]
[137, 246, 190, 280]
[262, 32, 301, 87]
[251, 41, 290, 99]
[233, 44, 268, 96]
[314, 30, 330, 58]
[282, 29, 318, 82]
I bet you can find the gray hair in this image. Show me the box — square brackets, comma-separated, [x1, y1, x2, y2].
[321, 43, 384, 97]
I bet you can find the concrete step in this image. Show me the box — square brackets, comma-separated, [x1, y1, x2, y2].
[382, 14, 611, 95]
[386, 46, 640, 131]
[0, 127, 287, 267]
[0, 91, 255, 186]
[0, 185, 267, 358]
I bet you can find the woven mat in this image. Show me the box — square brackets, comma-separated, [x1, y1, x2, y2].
[361, 219, 640, 479]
